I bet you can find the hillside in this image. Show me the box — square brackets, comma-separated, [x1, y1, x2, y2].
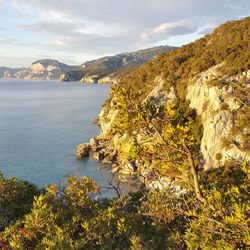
[0, 67, 26, 78]
[60, 45, 176, 83]
[0, 60, 75, 80]
[90, 16, 249, 173]
[78, 16, 250, 206]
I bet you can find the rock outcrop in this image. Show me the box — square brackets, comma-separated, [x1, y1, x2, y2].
[76, 143, 91, 159]
[187, 65, 250, 169]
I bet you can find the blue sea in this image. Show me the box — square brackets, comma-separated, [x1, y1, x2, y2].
[0, 80, 116, 196]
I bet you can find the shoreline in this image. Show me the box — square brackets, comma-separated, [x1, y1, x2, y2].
[76, 137, 141, 196]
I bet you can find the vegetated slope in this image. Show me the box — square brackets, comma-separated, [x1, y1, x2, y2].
[0, 17, 249, 250]
[95, 16, 250, 188]
[59, 45, 177, 83]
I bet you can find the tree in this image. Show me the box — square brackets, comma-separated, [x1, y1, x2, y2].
[0, 172, 40, 231]
[134, 98, 205, 202]
[185, 161, 250, 249]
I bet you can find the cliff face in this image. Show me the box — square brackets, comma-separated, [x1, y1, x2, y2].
[187, 65, 250, 169]
[82, 17, 250, 187]
[60, 45, 177, 83]
[0, 67, 26, 78]
[0, 60, 74, 80]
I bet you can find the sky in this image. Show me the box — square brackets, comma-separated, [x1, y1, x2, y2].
[0, 0, 249, 68]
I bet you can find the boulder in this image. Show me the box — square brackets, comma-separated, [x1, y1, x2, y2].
[102, 151, 117, 164]
[89, 137, 98, 150]
[76, 143, 91, 159]
[92, 151, 105, 161]
[119, 163, 135, 175]
[118, 175, 128, 183]
[111, 165, 120, 173]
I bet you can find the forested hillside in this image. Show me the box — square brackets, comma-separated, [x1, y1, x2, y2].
[59, 45, 176, 83]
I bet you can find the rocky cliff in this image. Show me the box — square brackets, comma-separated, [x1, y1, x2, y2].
[0, 60, 75, 80]
[78, 17, 250, 188]
[0, 67, 26, 78]
[60, 45, 177, 83]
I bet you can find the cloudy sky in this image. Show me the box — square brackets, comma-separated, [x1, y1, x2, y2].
[0, 0, 249, 67]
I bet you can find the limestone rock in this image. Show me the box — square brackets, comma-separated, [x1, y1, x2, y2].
[98, 75, 119, 84]
[31, 63, 45, 72]
[89, 138, 98, 149]
[118, 175, 128, 183]
[76, 143, 91, 159]
[111, 165, 120, 173]
[102, 152, 116, 164]
[81, 75, 100, 83]
[0, 60, 74, 80]
[187, 64, 250, 169]
[92, 151, 105, 161]
[119, 163, 135, 175]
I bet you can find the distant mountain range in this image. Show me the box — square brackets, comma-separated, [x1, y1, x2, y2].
[0, 67, 26, 78]
[0, 60, 75, 80]
[0, 45, 177, 83]
[60, 45, 176, 83]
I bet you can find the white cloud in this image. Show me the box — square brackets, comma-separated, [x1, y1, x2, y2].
[0, 37, 8, 43]
[0, 37, 18, 44]
[140, 20, 197, 44]
[0, 0, 249, 67]
[225, 3, 244, 11]
[197, 26, 215, 35]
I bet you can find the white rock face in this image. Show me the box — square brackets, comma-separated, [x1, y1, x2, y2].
[98, 75, 119, 84]
[31, 63, 45, 72]
[0, 60, 74, 80]
[98, 104, 119, 138]
[3, 71, 12, 78]
[187, 64, 250, 169]
[144, 76, 173, 104]
[46, 65, 58, 72]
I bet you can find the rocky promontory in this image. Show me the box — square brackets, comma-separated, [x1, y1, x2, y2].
[0, 59, 75, 80]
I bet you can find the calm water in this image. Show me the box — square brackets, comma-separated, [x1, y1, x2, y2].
[0, 80, 116, 196]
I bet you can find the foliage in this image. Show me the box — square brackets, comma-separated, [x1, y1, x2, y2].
[0, 176, 170, 249]
[0, 172, 40, 231]
[111, 88, 205, 201]
[0, 161, 249, 249]
[185, 161, 250, 249]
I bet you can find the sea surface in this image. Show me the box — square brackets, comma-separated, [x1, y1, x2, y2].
[0, 80, 116, 196]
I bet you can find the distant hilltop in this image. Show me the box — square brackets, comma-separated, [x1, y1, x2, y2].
[0, 45, 177, 83]
[0, 59, 75, 80]
[60, 45, 177, 84]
